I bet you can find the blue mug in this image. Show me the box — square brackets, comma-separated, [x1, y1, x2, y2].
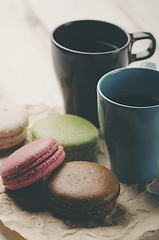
[97, 62, 159, 184]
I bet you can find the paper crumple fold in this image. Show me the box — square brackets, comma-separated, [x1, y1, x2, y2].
[0, 104, 159, 240]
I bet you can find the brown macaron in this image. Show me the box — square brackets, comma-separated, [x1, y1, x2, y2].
[47, 161, 120, 220]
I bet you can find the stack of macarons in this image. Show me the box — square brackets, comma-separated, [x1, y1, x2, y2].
[30, 114, 99, 161]
[0, 100, 28, 150]
[0, 107, 120, 220]
[47, 161, 120, 220]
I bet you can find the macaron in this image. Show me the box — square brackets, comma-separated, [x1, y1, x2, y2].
[0, 137, 65, 190]
[30, 114, 99, 161]
[0, 100, 28, 150]
[47, 161, 120, 220]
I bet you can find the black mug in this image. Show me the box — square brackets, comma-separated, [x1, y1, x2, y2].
[51, 20, 156, 127]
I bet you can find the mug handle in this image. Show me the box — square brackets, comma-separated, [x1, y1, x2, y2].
[140, 62, 156, 69]
[129, 32, 156, 63]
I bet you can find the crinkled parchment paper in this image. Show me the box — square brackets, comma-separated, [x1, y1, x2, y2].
[0, 104, 159, 240]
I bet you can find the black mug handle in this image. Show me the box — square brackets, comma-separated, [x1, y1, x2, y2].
[129, 32, 156, 63]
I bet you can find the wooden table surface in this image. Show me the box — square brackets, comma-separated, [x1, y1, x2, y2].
[0, 0, 159, 239]
[0, 0, 159, 109]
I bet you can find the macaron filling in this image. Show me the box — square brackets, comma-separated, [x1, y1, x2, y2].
[48, 193, 119, 219]
[64, 141, 99, 160]
[48, 186, 120, 209]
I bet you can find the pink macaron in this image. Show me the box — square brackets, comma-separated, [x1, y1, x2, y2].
[0, 137, 65, 190]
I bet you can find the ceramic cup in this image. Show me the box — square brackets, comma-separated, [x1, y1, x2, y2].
[97, 62, 159, 184]
[51, 20, 156, 127]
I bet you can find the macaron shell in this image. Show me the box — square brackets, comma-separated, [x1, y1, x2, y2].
[30, 114, 99, 161]
[47, 161, 119, 205]
[0, 137, 59, 176]
[4, 145, 65, 190]
[0, 100, 28, 133]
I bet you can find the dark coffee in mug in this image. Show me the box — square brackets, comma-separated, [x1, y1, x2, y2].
[113, 94, 159, 107]
[65, 39, 118, 53]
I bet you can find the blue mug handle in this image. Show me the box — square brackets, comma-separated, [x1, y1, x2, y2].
[140, 62, 156, 69]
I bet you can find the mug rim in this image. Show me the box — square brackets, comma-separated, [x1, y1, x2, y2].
[51, 19, 130, 55]
[97, 66, 159, 109]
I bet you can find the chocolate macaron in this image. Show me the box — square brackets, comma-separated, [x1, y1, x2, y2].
[47, 161, 120, 220]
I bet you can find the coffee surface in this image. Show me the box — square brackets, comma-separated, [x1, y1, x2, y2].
[113, 94, 159, 107]
[66, 39, 118, 53]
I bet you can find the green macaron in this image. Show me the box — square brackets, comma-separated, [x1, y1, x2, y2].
[30, 114, 99, 161]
